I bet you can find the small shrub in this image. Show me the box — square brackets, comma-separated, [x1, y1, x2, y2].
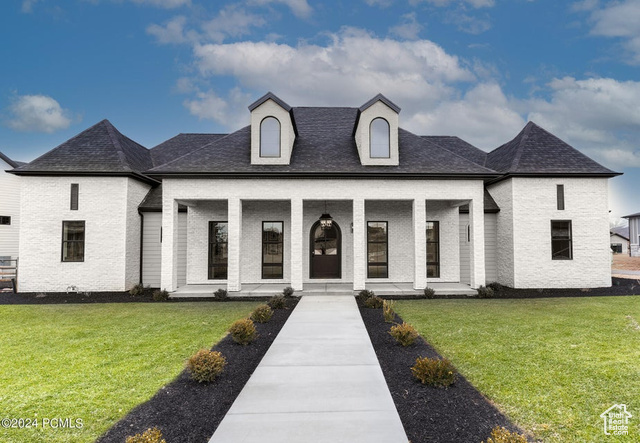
[187, 349, 227, 383]
[268, 294, 286, 309]
[487, 282, 504, 293]
[477, 285, 495, 299]
[214, 288, 228, 301]
[411, 356, 457, 387]
[126, 427, 166, 443]
[357, 289, 375, 303]
[152, 289, 169, 302]
[389, 322, 419, 346]
[129, 283, 146, 297]
[229, 318, 257, 345]
[282, 286, 295, 297]
[382, 299, 396, 323]
[364, 296, 384, 309]
[250, 304, 273, 323]
[423, 287, 436, 299]
[483, 426, 528, 443]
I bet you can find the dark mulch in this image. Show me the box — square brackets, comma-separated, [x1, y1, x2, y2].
[360, 306, 530, 443]
[96, 299, 298, 443]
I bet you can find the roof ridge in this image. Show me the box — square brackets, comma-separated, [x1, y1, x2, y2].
[103, 120, 132, 172]
[510, 121, 533, 172]
[0, 151, 19, 168]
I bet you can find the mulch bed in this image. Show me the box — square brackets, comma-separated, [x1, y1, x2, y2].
[96, 299, 298, 443]
[359, 305, 529, 443]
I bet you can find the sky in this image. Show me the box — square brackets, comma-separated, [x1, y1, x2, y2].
[0, 0, 639, 221]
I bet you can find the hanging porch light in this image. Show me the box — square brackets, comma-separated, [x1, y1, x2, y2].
[319, 201, 333, 230]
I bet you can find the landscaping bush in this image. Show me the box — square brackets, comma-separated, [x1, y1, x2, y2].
[282, 286, 295, 297]
[483, 426, 528, 443]
[186, 349, 227, 383]
[364, 296, 384, 309]
[268, 294, 286, 309]
[477, 285, 495, 299]
[152, 289, 169, 302]
[125, 427, 166, 443]
[357, 289, 375, 303]
[129, 283, 147, 297]
[389, 322, 419, 346]
[214, 288, 228, 301]
[411, 356, 457, 387]
[382, 299, 396, 323]
[229, 318, 257, 345]
[423, 287, 436, 299]
[250, 304, 273, 323]
[487, 282, 504, 293]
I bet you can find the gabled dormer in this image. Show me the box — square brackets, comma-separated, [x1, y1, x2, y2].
[249, 92, 297, 165]
[354, 94, 400, 166]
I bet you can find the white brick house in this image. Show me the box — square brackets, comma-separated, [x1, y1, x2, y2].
[10, 93, 620, 293]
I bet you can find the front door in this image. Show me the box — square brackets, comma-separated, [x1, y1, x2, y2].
[310, 221, 341, 279]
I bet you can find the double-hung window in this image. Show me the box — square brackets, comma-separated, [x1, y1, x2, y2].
[62, 221, 85, 262]
[551, 220, 572, 260]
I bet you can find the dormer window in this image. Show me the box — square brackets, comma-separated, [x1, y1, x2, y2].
[260, 117, 281, 157]
[370, 118, 390, 158]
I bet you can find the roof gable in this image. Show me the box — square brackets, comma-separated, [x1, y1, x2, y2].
[359, 93, 401, 113]
[248, 92, 292, 112]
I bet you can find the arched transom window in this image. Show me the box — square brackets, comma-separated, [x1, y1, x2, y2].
[260, 116, 281, 157]
[370, 118, 390, 158]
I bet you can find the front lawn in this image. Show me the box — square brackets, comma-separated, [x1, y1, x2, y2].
[396, 296, 640, 442]
[0, 302, 259, 443]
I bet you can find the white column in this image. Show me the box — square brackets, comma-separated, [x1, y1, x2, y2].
[353, 198, 366, 291]
[160, 199, 179, 292]
[469, 198, 486, 289]
[228, 198, 242, 292]
[290, 198, 304, 291]
[413, 198, 427, 290]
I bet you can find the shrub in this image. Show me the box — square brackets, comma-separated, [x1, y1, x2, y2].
[423, 287, 436, 299]
[389, 322, 419, 346]
[364, 296, 384, 309]
[282, 286, 295, 297]
[229, 318, 257, 345]
[357, 289, 375, 303]
[382, 299, 396, 323]
[477, 285, 495, 299]
[487, 282, 504, 293]
[129, 283, 147, 297]
[250, 304, 273, 323]
[126, 427, 166, 443]
[186, 349, 227, 383]
[152, 289, 169, 302]
[483, 426, 528, 443]
[411, 356, 457, 387]
[268, 294, 286, 309]
[214, 288, 228, 301]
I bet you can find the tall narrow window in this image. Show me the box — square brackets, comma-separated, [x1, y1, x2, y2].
[70, 184, 79, 210]
[551, 220, 572, 260]
[262, 222, 284, 279]
[208, 222, 228, 279]
[426, 221, 440, 278]
[367, 221, 388, 278]
[557, 185, 565, 210]
[0, 216, 10, 225]
[62, 221, 85, 262]
[370, 118, 390, 158]
[260, 117, 281, 157]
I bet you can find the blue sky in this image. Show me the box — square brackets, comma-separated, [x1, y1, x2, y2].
[1, 0, 639, 220]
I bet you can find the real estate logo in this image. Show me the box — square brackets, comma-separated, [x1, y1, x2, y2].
[600, 404, 632, 436]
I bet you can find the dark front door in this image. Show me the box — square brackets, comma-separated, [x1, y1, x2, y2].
[310, 221, 341, 279]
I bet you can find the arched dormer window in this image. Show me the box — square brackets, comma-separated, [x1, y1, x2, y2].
[370, 118, 390, 158]
[260, 116, 281, 157]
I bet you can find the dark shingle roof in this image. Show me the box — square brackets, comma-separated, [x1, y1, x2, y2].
[486, 121, 617, 176]
[359, 94, 401, 113]
[148, 107, 497, 176]
[139, 185, 187, 212]
[459, 189, 500, 213]
[151, 134, 226, 167]
[11, 120, 154, 180]
[248, 92, 292, 112]
[0, 151, 24, 168]
[425, 136, 488, 167]
[610, 226, 629, 240]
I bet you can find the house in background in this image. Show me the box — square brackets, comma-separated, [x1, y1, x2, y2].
[9, 92, 621, 293]
[623, 212, 640, 257]
[610, 226, 629, 254]
[0, 151, 24, 263]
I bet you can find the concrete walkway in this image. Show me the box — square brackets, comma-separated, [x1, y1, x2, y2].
[209, 295, 408, 443]
[613, 269, 640, 277]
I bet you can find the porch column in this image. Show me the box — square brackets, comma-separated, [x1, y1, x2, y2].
[413, 198, 427, 290]
[160, 199, 179, 292]
[228, 197, 242, 292]
[290, 198, 304, 291]
[469, 198, 486, 289]
[353, 198, 366, 291]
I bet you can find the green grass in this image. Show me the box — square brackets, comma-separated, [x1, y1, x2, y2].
[396, 296, 640, 442]
[0, 302, 259, 443]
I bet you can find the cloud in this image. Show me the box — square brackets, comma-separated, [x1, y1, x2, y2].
[184, 88, 251, 127]
[582, 0, 640, 64]
[201, 6, 266, 43]
[248, 0, 312, 18]
[6, 94, 74, 133]
[365, 0, 394, 7]
[129, 0, 190, 8]
[21, 0, 39, 13]
[445, 9, 492, 34]
[389, 12, 423, 40]
[410, 0, 495, 9]
[147, 15, 190, 44]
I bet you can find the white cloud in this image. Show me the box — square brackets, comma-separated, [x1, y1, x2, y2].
[6, 94, 73, 133]
[410, 0, 495, 9]
[445, 10, 491, 34]
[21, 0, 39, 13]
[147, 15, 190, 44]
[365, 0, 394, 7]
[201, 6, 266, 43]
[583, 0, 640, 64]
[249, 0, 312, 18]
[389, 12, 423, 40]
[130, 0, 190, 8]
[184, 88, 251, 127]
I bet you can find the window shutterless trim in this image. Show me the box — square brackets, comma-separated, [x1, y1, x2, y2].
[70, 183, 79, 210]
[551, 220, 573, 260]
[369, 117, 391, 159]
[61, 220, 85, 262]
[259, 116, 282, 158]
[0, 216, 10, 225]
[208, 221, 228, 280]
[367, 221, 389, 278]
[262, 221, 284, 279]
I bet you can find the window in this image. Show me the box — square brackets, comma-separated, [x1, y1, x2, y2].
[551, 220, 572, 260]
[557, 184, 564, 210]
[263, 222, 284, 279]
[370, 118, 390, 158]
[0, 216, 10, 225]
[208, 222, 228, 279]
[611, 243, 622, 254]
[260, 117, 281, 157]
[426, 221, 440, 278]
[367, 221, 388, 278]
[71, 183, 79, 210]
[62, 221, 85, 262]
